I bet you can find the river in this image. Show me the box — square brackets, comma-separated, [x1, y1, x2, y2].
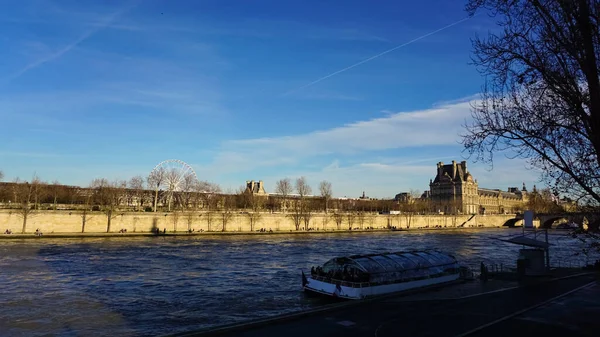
[0, 228, 596, 336]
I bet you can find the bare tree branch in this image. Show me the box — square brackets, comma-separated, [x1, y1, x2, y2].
[463, 0, 600, 205]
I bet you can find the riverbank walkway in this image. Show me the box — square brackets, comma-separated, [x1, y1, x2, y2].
[171, 272, 598, 337]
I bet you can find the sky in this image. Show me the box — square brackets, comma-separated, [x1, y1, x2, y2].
[0, 0, 542, 198]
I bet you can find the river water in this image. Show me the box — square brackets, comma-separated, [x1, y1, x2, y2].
[0, 228, 596, 337]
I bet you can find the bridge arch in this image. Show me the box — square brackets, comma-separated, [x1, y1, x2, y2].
[540, 217, 568, 229]
[502, 218, 522, 227]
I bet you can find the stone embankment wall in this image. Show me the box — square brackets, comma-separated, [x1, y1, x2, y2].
[0, 210, 519, 234]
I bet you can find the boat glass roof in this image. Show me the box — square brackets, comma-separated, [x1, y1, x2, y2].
[370, 255, 400, 271]
[335, 251, 456, 275]
[386, 254, 417, 270]
[353, 257, 387, 273]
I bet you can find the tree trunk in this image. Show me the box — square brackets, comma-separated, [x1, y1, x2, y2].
[21, 213, 27, 234]
[106, 210, 112, 233]
[81, 210, 87, 233]
[577, 0, 600, 172]
[154, 189, 159, 212]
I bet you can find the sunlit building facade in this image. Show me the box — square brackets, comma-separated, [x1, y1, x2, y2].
[429, 161, 528, 214]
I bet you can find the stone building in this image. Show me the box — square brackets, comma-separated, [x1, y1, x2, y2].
[429, 160, 528, 214]
[245, 180, 266, 195]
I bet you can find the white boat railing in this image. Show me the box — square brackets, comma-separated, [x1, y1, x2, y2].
[309, 269, 459, 289]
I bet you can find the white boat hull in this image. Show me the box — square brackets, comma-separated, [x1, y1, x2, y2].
[303, 273, 460, 300]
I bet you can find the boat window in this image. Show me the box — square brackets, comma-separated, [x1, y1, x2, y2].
[381, 254, 404, 270]
[406, 253, 432, 269]
[416, 252, 441, 266]
[388, 254, 417, 270]
[353, 257, 386, 274]
[321, 260, 344, 273]
[370, 255, 399, 271]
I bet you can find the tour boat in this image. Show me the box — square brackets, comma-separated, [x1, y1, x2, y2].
[302, 250, 460, 300]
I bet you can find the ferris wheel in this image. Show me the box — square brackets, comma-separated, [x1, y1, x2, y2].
[149, 159, 198, 192]
[149, 159, 198, 211]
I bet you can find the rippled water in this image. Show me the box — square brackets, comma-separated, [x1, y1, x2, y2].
[0, 228, 596, 337]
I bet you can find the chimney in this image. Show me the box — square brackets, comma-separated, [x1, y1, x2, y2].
[452, 160, 457, 179]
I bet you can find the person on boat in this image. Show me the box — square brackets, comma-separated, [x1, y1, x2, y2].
[332, 283, 343, 297]
[480, 262, 489, 281]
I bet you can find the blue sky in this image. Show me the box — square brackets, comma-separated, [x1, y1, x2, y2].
[0, 0, 541, 198]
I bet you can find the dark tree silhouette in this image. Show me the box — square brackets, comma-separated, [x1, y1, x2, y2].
[463, 0, 600, 204]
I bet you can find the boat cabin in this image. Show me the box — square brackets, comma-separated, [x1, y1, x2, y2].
[312, 251, 459, 285]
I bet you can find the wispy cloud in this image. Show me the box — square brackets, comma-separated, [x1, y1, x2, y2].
[215, 99, 473, 169]
[4, 1, 139, 82]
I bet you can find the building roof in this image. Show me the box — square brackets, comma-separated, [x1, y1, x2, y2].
[432, 161, 474, 184]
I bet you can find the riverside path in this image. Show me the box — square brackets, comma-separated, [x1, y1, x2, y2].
[172, 273, 598, 337]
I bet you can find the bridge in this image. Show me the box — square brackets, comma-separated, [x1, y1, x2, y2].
[511, 212, 600, 230]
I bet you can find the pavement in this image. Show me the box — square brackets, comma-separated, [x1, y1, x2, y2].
[172, 273, 599, 337]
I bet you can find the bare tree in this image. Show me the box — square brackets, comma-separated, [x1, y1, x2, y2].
[198, 182, 221, 231]
[13, 179, 35, 233]
[91, 178, 124, 233]
[463, 0, 600, 205]
[197, 181, 221, 210]
[288, 199, 303, 230]
[74, 187, 95, 233]
[245, 192, 264, 231]
[0, 170, 4, 181]
[265, 196, 278, 213]
[346, 211, 356, 230]
[148, 167, 166, 212]
[185, 211, 197, 232]
[528, 187, 564, 213]
[356, 205, 367, 230]
[331, 212, 344, 230]
[128, 176, 146, 211]
[65, 186, 79, 206]
[220, 194, 235, 231]
[295, 176, 312, 197]
[30, 174, 46, 210]
[179, 174, 197, 210]
[398, 190, 421, 229]
[237, 185, 251, 210]
[301, 198, 315, 230]
[296, 177, 313, 230]
[171, 211, 180, 232]
[205, 210, 215, 231]
[319, 180, 333, 213]
[163, 168, 182, 211]
[48, 180, 63, 211]
[275, 178, 293, 212]
[320, 213, 330, 230]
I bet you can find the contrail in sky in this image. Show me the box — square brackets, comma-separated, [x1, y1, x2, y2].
[282, 15, 476, 96]
[5, 0, 140, 83]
